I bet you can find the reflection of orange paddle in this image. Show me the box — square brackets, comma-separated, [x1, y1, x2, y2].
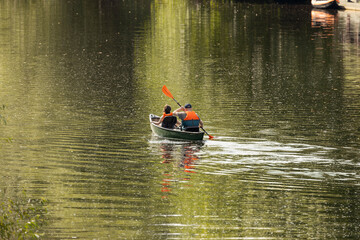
[162, 85, 214, 139]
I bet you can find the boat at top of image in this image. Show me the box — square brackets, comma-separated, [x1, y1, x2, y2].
[312, 0, 340, 9]
[149, 114, 204, 141]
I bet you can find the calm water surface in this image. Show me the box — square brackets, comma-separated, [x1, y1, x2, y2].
[0, 0, 359, 239]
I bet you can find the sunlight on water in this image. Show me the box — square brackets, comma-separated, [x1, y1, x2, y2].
[1, 0, 360, 239]
[201, 138, 358, 182]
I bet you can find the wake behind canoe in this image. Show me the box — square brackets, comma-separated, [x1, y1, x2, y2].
[149, 114, 204, 141]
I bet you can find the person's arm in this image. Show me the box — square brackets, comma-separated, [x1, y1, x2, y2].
[173, 106, 185, 116]
[199, 119, 204, 128]
[153, 115, 164, 125]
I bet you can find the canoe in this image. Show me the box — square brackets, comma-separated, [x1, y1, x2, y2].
[149, 114, 204, 141]
[312, 0, 340, 9]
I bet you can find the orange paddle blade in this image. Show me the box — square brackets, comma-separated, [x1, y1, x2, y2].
[162, 85, 174, 99]
[201, 127, 214, 140]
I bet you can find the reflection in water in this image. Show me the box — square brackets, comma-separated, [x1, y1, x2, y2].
[150, 137, 203, 199]
[338, 10, 360, 45]
[180, 144, 200, 174]
[311, 9, 337, 28]
[159, 143, 174, 196]
[149, 136, 360, 239]
[1, 0, 360, 239]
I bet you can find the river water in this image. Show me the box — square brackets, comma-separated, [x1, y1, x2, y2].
[0, 0, 359, 239]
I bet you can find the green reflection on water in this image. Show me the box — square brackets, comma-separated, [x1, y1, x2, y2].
[137, 1, 360, 148]
[0, 0, 359, 239]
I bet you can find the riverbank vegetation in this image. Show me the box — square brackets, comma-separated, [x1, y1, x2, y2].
[0, 105, 12, 145]
[1, 108, 47, 239]
[0, 190, 48, 239]
[233, 0, 308, 3]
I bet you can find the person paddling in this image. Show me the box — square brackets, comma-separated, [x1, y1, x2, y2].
[173, 103, 204, 132]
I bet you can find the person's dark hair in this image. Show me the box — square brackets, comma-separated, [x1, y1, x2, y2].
[164, 104, 171, 114]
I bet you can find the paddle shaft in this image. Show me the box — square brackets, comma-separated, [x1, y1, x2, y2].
[200, 127, 212, 137]
[173, 98, 182, 108]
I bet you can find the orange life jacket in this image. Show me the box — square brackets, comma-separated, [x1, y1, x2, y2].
[161, 112, 177, 129]
[182, 111, 200, 131]
[162, 112, 173, 117]
[183, 111, 199, 121]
